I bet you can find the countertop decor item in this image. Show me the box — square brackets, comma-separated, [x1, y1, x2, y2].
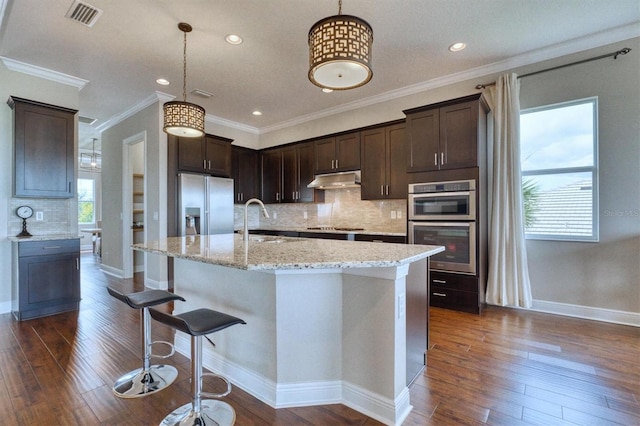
[16, 205, 33, 237]
[163, 22, 205, 138]
[308, 0, 373, 90]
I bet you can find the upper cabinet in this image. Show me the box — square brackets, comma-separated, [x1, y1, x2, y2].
[231, 146, 259, 204]
[404, 94, 487, 173]
[177, 134, 233, 177]
[361, 122, 407, 200]
[314, 131, 361, 174]
[8, 96, 77, 198]
[261, 142, 318, 204]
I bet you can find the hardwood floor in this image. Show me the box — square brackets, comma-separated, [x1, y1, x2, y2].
[1, 252, 638, 425]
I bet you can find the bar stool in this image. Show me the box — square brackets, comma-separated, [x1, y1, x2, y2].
[149, 307, 246, 426]
[107, 287, 186, 398]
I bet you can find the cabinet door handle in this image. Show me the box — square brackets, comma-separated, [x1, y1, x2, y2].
[241, 193, 244, 202]
[434, 153, 438, 166]
[276, 192, 280, 201]
[433, 279, 447, 284]
[441, 152, 445, 165]
[433, 292, 447, 297]
[386, 185, 389, 196]
[331, 159, 335, 169]
[43, 246, 61, 250]
[203, 160, 207, 169]
[335, 159, 338, 169]
[381, 185, 384, 196]
[76, 258, 80, 270]
[208, 160, 211, 169]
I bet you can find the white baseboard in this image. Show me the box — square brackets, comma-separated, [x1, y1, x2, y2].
[99, 264, 123, 278]
[143, 276, 168, 290]
[174, 333, 407, 425]
[530, 299, 640, 327]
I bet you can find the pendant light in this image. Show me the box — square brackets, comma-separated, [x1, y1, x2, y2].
[308, 0, 373, 90]
[163, 22, 205, 138]
[90, 138, 99, 168]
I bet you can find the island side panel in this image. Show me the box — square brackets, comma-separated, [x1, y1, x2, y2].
[173, 259, 279, 383]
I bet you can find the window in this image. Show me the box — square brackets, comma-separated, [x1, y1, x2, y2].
[520, 97, 598, 241]
[78, 178, 96, 224]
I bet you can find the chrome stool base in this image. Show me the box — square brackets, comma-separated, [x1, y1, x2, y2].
[113, 364, 179, 398]
[159, 400, 236, 426]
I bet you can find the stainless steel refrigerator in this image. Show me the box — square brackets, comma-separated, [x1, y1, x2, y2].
[177, 173, 234, 236]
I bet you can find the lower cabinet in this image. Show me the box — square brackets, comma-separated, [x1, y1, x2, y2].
[429, 271, 480, 314]
[12, 239, 81, 321]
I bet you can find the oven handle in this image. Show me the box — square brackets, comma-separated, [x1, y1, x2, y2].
[408, 190, 473, 198]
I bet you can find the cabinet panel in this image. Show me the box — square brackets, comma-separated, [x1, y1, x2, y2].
[177, 136, 206, 172]
[387, 123, 408, 198]
[440, 101, 478, 170]
[204, 135, 232, 177]
[314, 137, 337, 173]
[281, 146, 298, 203]
[297, 142, 315, 202]
[13, 239, 81, 321]
[177, 134, 232, 176]
[406, 109, 439, 172]
[9, 97, 77, 198]
[232, 147, 259, 203]
[261, 149, 281, 203]
[335, 132, 361, 171]
[361, 128, 386, 199]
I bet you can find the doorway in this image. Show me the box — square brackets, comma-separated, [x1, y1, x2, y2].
[122, 131, 147, 279]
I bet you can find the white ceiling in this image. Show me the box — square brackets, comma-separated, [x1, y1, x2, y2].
[1, 0, 638, 150]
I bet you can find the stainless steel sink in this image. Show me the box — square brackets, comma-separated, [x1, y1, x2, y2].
[249, 236, 286, 244]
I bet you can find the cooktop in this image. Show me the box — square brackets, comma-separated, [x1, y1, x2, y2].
[306, 226, 366, 232]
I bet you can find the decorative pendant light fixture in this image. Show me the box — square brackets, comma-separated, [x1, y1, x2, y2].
[80, 138, 101, 170]
[163, 22, 205, 138]
[308, 0, 373, 90]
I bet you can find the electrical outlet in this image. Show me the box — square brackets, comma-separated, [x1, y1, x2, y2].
[397, 210, 402, 219]
[153, 211, 159, 220]
[398, 293, 405, 318]
[303, 211, 308, 219]
[391, 210, 397, 219]
[273, 211, 277, 219]
[35, 211, 44, 221]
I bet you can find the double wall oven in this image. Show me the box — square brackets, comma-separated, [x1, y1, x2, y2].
[408, 179, 476, 275]
[408, 178, 482, 314]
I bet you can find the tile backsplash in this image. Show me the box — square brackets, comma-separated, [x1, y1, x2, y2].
[8, 198, 76, 237]
[236, 187, 407, 233]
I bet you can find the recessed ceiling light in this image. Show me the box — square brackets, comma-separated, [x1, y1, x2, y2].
[156, 78, 170, 85]
[252, 111, 262, 116]
[225, 34, 243, 45]
[449, 42, 466, 52]
[322, 88, 334, 93]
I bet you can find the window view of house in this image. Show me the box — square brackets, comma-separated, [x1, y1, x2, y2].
[78, 178, 96, 225]
[520, 98, 598, 241]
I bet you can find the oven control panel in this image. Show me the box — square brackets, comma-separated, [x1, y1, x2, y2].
[409, 179, 475, 194]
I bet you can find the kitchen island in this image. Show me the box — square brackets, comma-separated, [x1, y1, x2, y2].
[133, 234, 443, 425]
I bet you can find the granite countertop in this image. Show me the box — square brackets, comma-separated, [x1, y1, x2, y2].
[9, 234, 81, 242]
[133, 234, 442, 271]
[243, 226, 406, 237]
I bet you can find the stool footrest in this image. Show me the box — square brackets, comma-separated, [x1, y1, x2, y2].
[150, 340, 176, 359]
[201, 372, 232, 398]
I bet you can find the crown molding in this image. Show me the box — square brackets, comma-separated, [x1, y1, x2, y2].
[95, 91, 170, 132]
[0, 56, 89, 90]
[259, 23, 639, 135]
[205, 113, 260, 135]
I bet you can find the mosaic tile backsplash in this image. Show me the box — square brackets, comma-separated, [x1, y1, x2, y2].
[235, 187, 407, 233]
[9, 198, 76, 237]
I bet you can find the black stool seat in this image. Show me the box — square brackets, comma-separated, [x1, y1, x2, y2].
[149, 307, 246, 426]
[107, 288, 185, 308]
[149, 308, 246, 336]
[106, 287, 185, 399]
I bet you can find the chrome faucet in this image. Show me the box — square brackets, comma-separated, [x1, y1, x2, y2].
[243, 198, 270, 244]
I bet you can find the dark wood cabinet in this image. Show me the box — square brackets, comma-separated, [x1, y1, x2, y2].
[177, 134, 232, 177]
[361, 123, 407, 200]
[8, 96, 77, 198]
[231, 146, 259, 203]
[314, 132, 361, 173]
[405, 94, 486, 172]
[262, 142, 317, 204]
[12, 239, 81, 321]
[429, 271, 480, 314]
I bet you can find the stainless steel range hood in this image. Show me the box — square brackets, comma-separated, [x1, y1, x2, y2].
[307, 170, 361, 189]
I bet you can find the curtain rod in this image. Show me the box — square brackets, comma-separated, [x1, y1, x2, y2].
[475, 47, 631, 90]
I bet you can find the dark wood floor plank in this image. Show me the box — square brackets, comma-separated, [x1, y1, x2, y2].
[3, 253, 638, 425]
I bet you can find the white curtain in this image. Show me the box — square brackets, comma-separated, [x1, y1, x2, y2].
[484, 73, 533, 308]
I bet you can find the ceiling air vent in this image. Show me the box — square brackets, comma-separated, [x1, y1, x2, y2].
[65, 1, 103, 27]
[191, 89, 214, 98]
[79, 115, 97, 125]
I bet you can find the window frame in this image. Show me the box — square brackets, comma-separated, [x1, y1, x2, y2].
[78, 177, 96, 225]
[520, 97, 599, 242]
